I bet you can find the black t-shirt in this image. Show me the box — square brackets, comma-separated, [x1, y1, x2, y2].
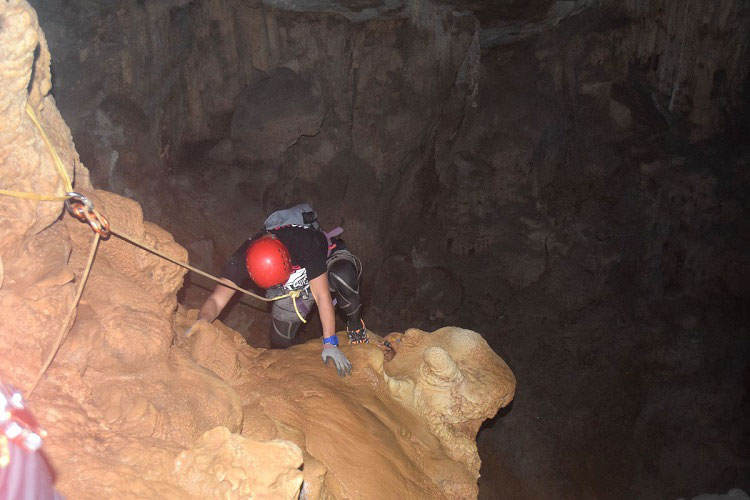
[220, 226, 328, 290]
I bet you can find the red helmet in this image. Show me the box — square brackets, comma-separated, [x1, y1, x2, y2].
[245, 234, 292, 288]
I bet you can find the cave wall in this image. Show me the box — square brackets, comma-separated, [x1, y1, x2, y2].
[32, 0, 480, 288]
[31, 0, 750, 331]
[368, 0, 750, 334]
[429, 2, 750, 498]
[619, 0, 750, 137]
[480, 0, 750, 137]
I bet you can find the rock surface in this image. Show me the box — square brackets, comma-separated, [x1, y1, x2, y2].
[175, 310, 516, 499]
[171, 426, 304, 500]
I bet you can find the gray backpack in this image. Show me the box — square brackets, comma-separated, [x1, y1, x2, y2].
[264, 203, 320, 231]
[264, 203, 344, 255]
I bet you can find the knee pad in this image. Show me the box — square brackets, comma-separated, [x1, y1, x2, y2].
[328, 260, 361, 322]
[328, 259, 359, 296]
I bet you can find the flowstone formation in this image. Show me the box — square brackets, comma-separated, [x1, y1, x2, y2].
[0, 2, 515, 498]
[179, 315, 515, 499]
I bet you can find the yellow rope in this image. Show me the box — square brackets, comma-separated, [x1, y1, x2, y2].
[28, 233, 100, 397]
[0, 105, 74, 203]
[0, 189, 69, 201]
[24, 102, 73, 193]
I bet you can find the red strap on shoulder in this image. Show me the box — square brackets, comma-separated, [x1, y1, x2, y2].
[323, 227, 344, 257]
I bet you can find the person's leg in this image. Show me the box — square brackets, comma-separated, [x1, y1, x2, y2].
[327, 251, 367, 343]
[327, 258, 362, 330]
[268, 292, 314, 349]
[269, 315, 300, 349]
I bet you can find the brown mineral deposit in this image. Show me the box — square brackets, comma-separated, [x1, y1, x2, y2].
[179, 310, 515, 500]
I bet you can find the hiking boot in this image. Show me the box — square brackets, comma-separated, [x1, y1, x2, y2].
[347, 319, 369, 345]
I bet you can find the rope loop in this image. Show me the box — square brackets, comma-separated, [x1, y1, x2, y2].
[286, 289, 307, 324]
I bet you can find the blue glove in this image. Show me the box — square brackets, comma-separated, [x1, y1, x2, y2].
[321, 345, 352, 377]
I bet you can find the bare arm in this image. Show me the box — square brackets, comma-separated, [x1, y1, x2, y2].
[197, 279, 238, 323]
[313, 273, 352, 376]
[309, 273, 336, 340]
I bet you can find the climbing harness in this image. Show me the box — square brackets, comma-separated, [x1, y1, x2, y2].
[323, 227, 344, 257]
[1, 103, 307, 396]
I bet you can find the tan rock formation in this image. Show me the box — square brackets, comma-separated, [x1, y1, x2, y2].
[0, 2, 516, 499]
[0, 0, 77, 392]
[380, 328, 516, 475]
[171, 426, 304, 500]
[174, 312, 516, 500]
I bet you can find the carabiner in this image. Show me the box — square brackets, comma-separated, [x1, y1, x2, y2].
[64, 192, 93, 214]
[64, 192, 111, 237]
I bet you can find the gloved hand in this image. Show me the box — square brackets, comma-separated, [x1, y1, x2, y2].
[321, 345, 352, 377]
[185, 319, 208, 338]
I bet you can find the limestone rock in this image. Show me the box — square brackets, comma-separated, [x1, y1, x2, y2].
[381, 327, 516, 475]
[181, 311, 251, 385]
[91, 349, 243, 447]
[172, 426, 303, 500]
[0, 0, 78, 392]
[174, 308, 517, 499]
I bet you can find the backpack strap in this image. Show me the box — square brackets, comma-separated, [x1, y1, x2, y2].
[323, 227, 344, 257]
